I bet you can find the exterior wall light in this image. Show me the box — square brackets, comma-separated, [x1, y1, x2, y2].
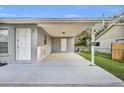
[62, 32, 65, 34]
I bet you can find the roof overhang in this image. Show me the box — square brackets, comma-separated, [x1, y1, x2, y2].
[0, 18, 111, 37]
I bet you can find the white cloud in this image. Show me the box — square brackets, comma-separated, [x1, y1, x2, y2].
[21, 14, 41, 18]
[0, 13, 41, 18]
[65, 14, 82, 18]
[0, 13, 17, 17]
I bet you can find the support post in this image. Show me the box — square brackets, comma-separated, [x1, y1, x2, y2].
[102, 14, 105, 26]
[90, 27, 95, 66]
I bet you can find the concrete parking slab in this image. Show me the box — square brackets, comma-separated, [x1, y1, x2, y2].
[0, 53, 124, 87]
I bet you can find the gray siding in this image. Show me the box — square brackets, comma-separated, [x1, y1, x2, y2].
[96, 25, 124, 40]
[96, 25, 124, 53]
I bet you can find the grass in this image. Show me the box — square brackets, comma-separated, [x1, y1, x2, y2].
[78, 51, 124, 81]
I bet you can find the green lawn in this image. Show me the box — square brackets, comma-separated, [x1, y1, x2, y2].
[78, 51, 124, 81]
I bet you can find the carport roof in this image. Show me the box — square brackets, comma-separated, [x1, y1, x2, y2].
[0, 18, 111, 37]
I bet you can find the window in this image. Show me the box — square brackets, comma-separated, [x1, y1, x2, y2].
[0, 28, 8, 53]
[44, 35, 47, 45]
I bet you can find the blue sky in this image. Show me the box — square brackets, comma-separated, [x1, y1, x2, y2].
[0, 5, 124, 18]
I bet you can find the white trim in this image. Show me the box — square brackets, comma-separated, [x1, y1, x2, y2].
[0, 18, 111, 24]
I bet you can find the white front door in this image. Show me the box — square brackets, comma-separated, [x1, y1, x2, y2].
[16, 28, 31, 60]
[61, 38, 67, 52]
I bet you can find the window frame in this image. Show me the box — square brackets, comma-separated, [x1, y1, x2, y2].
[0, 28, 9, 54]
[44, 34, 47, 45]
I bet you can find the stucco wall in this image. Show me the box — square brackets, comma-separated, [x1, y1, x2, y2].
[52, 37, 75, 53]
[52, 37, 61, 53]
[37, 27, 51, 62]
[0, 24, 37, 63]
[96, 25, 124, 53]
[67, 38, 75, 52]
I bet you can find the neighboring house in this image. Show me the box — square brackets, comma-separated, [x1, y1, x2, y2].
[95, 23, 124, 53]
[0, 18, 110, 64]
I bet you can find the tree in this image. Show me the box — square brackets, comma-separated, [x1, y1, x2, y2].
[75, 30, 91, 46]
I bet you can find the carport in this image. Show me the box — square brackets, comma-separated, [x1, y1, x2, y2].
[37, 18, 110, 65]
[0, 18, 111, 64]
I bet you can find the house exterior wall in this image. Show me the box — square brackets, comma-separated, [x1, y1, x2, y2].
[52, 37, 75, 53]
[8, 25, 15, 63]
[37, 27, 52, 62]
[67, 38, 75, 52]
[14, 25, 37, 63]
[0, 24, 75, 63]
[52, 37, 61, 53]
[96, 25, 124, 53]
[0, 24, 37, 63]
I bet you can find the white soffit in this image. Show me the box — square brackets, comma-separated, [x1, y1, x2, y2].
[38, 22, 95, 37]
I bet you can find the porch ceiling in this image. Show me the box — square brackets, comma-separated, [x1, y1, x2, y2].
[38, 22, 95, 37]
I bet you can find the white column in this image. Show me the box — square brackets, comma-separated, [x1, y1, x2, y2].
[90, 27, 95, 66]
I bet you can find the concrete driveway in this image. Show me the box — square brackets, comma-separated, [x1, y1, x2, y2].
[0, 53, 124, 87]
